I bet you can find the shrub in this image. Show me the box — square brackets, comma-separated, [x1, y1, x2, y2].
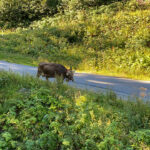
[0, 71, 149, 149]
[0, 0, 59, 28]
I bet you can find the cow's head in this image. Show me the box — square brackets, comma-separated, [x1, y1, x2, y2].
[66, 67, 75, 82]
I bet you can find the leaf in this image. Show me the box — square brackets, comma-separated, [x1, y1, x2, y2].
[2, 132, 12, 142]
[62, 139, 70, 146]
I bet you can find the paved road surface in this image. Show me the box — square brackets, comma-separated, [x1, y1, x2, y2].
[0, 61, 150, 101]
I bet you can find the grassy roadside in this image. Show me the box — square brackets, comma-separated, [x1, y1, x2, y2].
[1, 51, 150, 81]
[0, 52, 36, 66]
[0, 71, 149, 149]
[1, 1, 150, 81]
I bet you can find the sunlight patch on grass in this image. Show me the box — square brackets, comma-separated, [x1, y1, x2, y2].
[0, 29, 15, 35]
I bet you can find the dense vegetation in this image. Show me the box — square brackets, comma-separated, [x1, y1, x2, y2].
[1, 0, 150, 79]
[0, 1, 150, 149]
[0, 0, 60, 28]
[0, 71, 149, 149]
[0, 0, 119, 28]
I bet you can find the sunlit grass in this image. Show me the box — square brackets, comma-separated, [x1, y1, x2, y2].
[1, 51, 150, 81]
[0, 29, 15, 35]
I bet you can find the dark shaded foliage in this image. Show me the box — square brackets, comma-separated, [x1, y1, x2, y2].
[0, 0, 60, 28]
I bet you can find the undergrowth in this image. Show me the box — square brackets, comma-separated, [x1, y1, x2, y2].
[0, 71, 149, 149]
[1, 1, 150, 80]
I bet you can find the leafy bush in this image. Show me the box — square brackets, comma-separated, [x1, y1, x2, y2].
[0, 71, 150, 149]
[0, 0, 60, 28]
[0, 0, 129, 28]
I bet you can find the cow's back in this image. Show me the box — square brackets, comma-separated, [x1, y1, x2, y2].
[39, 62, 67, 77]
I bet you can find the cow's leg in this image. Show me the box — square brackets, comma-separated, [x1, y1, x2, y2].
[37, 68, 42, 78]
[46, 76, 49, 81]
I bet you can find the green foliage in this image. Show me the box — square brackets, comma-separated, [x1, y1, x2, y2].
[0, 0, 122, 28]
[1, 0, 150, 79]
[0, 71, 150, 149]
[60, 0, 122, 12]
[130, 129, 150, 149]
[0, 0, 59, 28]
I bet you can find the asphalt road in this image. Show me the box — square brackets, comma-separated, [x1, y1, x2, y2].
[0, 60, 150, 101]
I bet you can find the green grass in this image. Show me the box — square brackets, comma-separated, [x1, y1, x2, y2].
[1, 1, 150, 80]
[0, 71, 150, 149]
[0, 52, 37, 66]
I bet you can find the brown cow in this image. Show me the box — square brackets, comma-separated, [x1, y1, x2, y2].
[37, 62, 74, 82]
